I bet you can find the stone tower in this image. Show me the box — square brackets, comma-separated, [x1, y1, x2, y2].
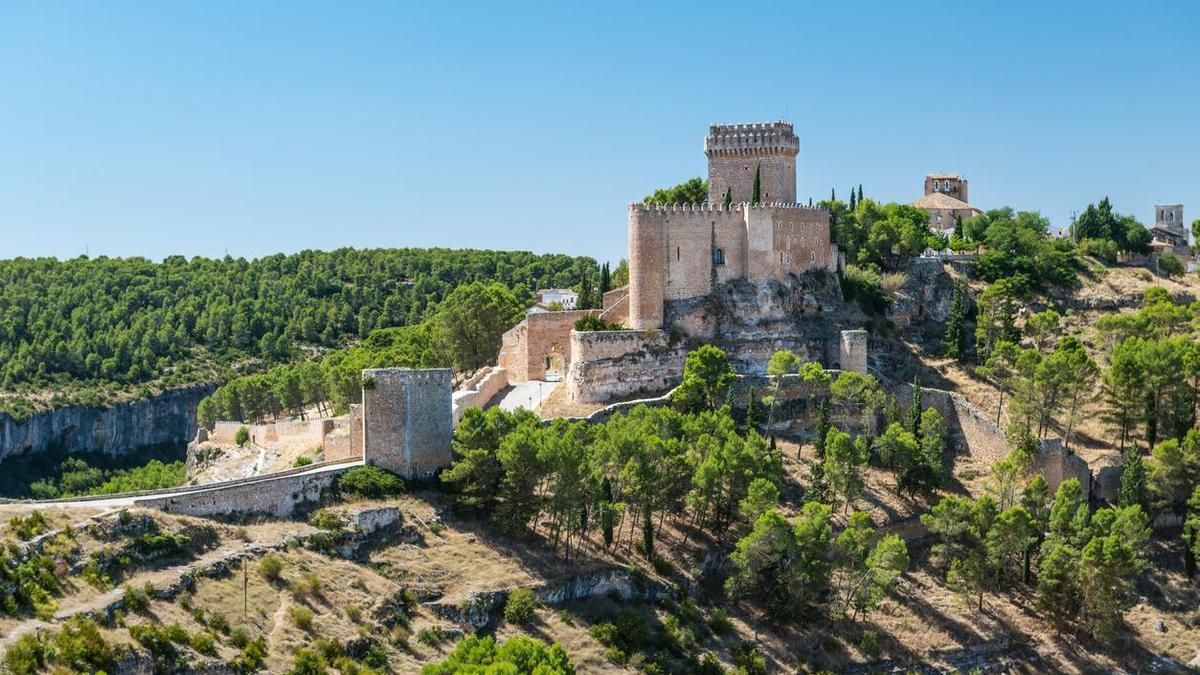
[839, 329, 868, 375]
[361, 368, 453, 479]
[705, 122, 799, 204]
[1156, 204, 1185, 235]
[924, 174, 969, 203]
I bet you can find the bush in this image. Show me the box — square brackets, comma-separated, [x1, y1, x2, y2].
[190, 631, 218, 656]
[307, 509, 342, 531]
[1160, 252, 1185, 278]
[289, 605, 315, 631]
[706, 608, 733, 635]
[841, 264, 889, 314]
[293, 573, 323, 599]
[289, 648, 327, 675]
[235, 426, 250, 447]
[503, 588, 539, 625]
[416, 626, 446, 647]
[574, 315, 623, 331]
[337, 466, 404, 500]
[122, 583, 153, 613]
[208, 611, 230, 634]
[259, 554, 286, 582]
[293, 456, 314, 468]
[7, 511, 50, 540]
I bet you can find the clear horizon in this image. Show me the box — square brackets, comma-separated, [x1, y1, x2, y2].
[2, 1, 1197, 265]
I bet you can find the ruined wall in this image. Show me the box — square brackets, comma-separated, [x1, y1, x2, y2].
[839, 329, 869, 374]
[566, 329, 685, 403]
[362, 368, 453, 478]
[0, 384, 213, 462]
[600, 286, 630, 325]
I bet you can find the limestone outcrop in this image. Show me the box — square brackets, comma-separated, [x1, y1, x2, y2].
[0, 384, 214, 462]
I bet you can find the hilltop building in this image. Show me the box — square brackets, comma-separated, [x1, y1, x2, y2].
[1150, 203, 1189, 260]
[628, 122, 836, 329]
[910, 173, 982, 236]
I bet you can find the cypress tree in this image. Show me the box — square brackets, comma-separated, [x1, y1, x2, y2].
[1117, 444, 1147, 512]
[808, 197, 813, 207]
[600, 263, 611, 295]
[857, 184, 864, 203]
[943, 281, 966, 361]
[831, 188, 836, 202]
[814, 398, 831, 458]
[907, 378, 923, 439]
[580, 271, 594, 309]
[953, 215, 964, 239]
[600, 477, 615, 549]
[849, 187, 857, 210]
[723, 186, 733, 208]
[751, 164, 762, 204]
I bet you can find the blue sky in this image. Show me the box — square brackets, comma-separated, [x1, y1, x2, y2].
[1, 1, 1197, 265]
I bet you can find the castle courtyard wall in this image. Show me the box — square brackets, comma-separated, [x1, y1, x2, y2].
[499, 309, 599, 382]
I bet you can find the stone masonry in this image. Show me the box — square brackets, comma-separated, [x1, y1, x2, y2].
[629, 122, 837, 329]
[839, 329, 868, 374]
[362, 368, 453, 479]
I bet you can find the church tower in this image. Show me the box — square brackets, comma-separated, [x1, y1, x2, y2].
[705, 122, 798, 204]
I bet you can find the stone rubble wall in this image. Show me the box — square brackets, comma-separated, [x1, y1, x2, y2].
[565, 329, 685, 404]
[362, 368, 453, 479]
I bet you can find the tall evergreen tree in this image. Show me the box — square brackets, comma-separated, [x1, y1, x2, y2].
[849, 188, 857, 210]
[814, 398, 832, 458]
[943, 281, 967, 361]
[907, 379, 923, 439]
[723, 186, 733, 208]
[599, 263, 611, 295]
[857, 184, 864, 203]
[831, 188, 836, 202]
[751, 164, 762, 204]
[1117, 445, 1148, 512]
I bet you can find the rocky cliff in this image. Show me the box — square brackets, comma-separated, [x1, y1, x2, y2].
[0, 385, 214, 462]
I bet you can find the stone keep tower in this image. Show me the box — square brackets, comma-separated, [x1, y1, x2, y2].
[361, 368, 452, 479]
[839, 329, 868, 375]
[1157, 204, 1185, 235]
[705, 122, 798, 204]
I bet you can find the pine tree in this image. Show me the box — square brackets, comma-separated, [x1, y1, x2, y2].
[723, 186, 733, 208]
[1117, 445, 1147, 512]
[600, 477, 615, 549]
[943, 281, 966, 361]
[751, 164, 762, 204]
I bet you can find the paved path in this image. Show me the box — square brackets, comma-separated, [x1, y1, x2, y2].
[493, 380, 559, 414]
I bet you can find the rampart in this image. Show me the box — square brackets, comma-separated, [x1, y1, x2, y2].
[600, 286, 630, 325]
[498, 309, 599, 381]
[566, 328, 685, 403]
[452, 367, 509, 425]
[136, 462, 352, 518]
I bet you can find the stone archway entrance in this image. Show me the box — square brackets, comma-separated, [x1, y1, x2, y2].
[544, 351, 566, 382]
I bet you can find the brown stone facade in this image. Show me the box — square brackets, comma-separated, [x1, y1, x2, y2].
[705, 122, 798, 204]
[628, 203, 834, 329]
[362, 368, 453, 479]
[498, 309, 599, 381]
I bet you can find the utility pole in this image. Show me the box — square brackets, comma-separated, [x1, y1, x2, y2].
[243, 558, 248, 620]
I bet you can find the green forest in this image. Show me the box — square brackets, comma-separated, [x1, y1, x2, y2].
[0, 248, 596, 420]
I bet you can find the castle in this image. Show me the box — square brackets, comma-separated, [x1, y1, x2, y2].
[628, 122, 837, 328]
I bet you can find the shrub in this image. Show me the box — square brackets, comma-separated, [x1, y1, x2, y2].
[294, 455, 314, 468]
[706, 608, 733, 635]
[337, 466, 404, 500]
[289, 648, 328, 675]
[289, 605, 315, 631]
[259, 554, 286, 582]
[235, 426, 250, 447]
[7, 511, 50, 540]
[230, 637, 268, 674]
[190, 631, 218, 656]
[208, 611, 230, 634]
[307, 510, 342, 531]
[344, 604, 362, 622]
[4, 634, 46, 674]
[1160, 252, 1185, 278]
[293, 572, 323, 599]
[122, 583, 152, 613]
[416, 626, 446, 647]
[574, 315, 623, 331]
[503, 588, 538, 625]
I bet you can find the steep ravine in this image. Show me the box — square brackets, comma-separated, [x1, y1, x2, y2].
[0, 384, 214, 462]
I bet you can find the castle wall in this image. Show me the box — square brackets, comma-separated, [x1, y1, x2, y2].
[566, 329, 684, 403]
[451, 366, 509, 425]
[629, 206, 667, 329]
[499, 309, 599, 382]
[600, 286, 630, 325]
[362, 368, 453, 479]
[137, 466, 345, 518]
[497, 320, 529, 380]
[664, 210, 717, 301]
[839, 329, 869, 374]
[745, 205, 833, 280]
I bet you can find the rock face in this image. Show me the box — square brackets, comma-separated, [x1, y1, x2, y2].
[0, 385, 214, 463]
[887, 258, 956, 328]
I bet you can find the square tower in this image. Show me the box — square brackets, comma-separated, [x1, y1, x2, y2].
[705, 122, 799, 204]
[1156, 204, 1185, 235]
[361, 368, 453, 479]
[924, 174, 969, 203]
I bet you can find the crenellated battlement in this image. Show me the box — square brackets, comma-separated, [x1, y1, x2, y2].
[629, 201, 828, 214]
[705, 121, 799, 157]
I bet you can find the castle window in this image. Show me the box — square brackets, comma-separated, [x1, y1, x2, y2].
[676, 246, 680, 261]
[933, 180, 940, 191]
[713, 248, 725, 266]
[809, 251, 815, 263]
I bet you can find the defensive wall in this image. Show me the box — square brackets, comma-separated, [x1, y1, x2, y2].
[136, 461, 354, 518]
[566, 328, 686, 403]
[628, 202, 836, 329]
[452, 367, 510, 425]
[600, 286, 630, 325]
[498, 309, 600, 381]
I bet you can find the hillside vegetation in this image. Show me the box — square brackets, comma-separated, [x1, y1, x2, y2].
[0, 248, 596, 419]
